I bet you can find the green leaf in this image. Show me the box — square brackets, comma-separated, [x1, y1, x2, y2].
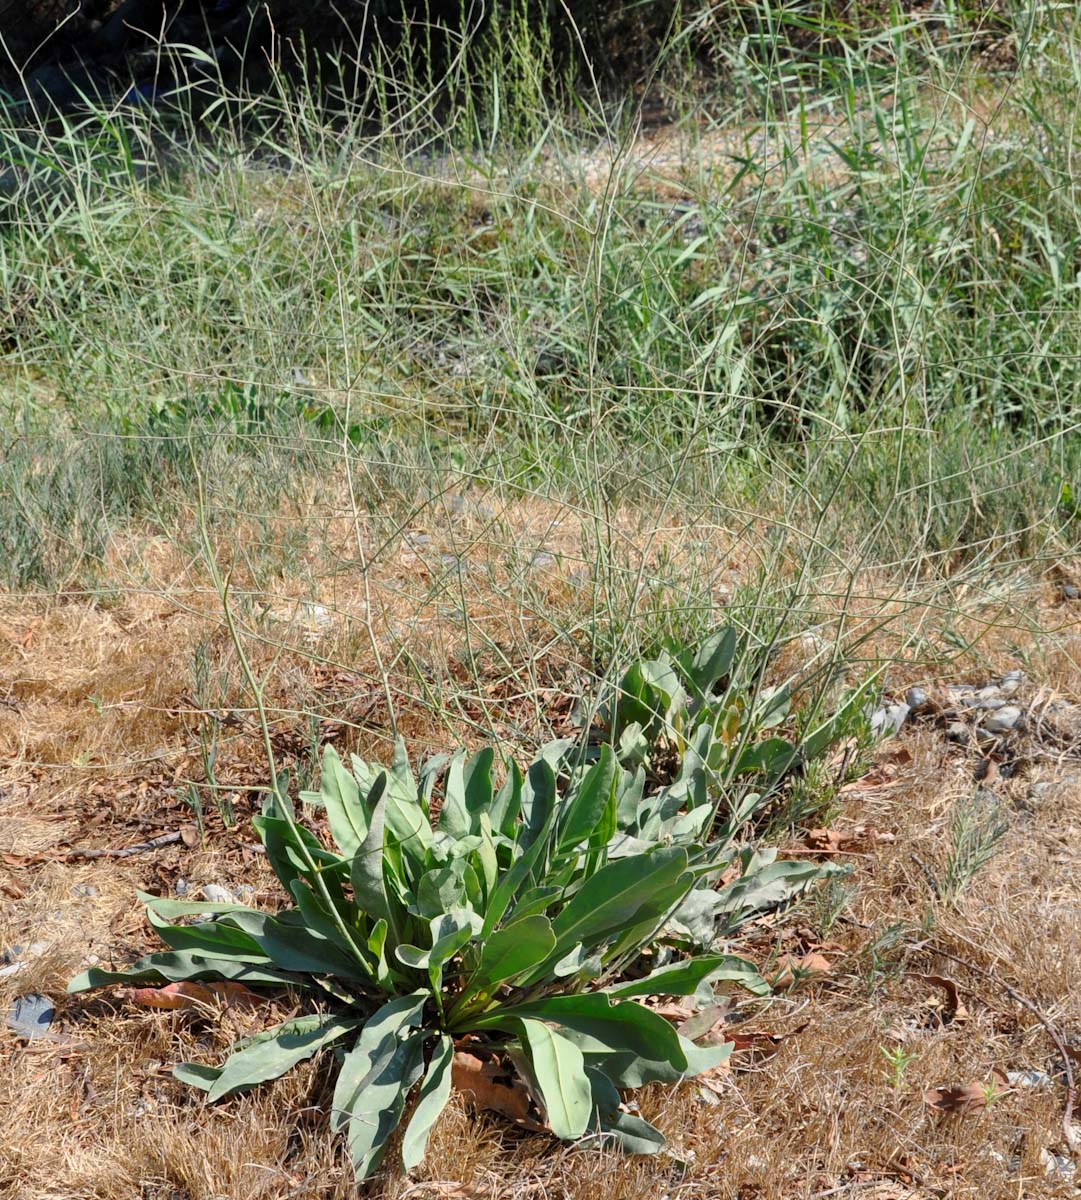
[350, 771, 391, 923]
[517, 1018, 592, 1139]
[543, 846, 691, 965]
[489, 758, 522, 839]
[139, 892, 264, 919]
[172, 1061, 223, 1092]
[144, 907, 268, 960]
[401, 1034, 454, 1171]
[519, 758, 557, 856]
[585, 1067, 665, 1154]
[464, 747, 496, 824]
[588, 1033, 731, 1089]
[331, 992, 428, 1133]
[680, 627, 737, 699]
[342, 1030, 427, 1179]
[206, 1014, 360, 1102]
[68, 951, 303, 994]
[332, 992, 429, 1178]
[558, 746, 616, 852]
[384, 737, 433, 861]
[732, 737, 798, 778]
[453, 915, 556, 1014]
[480, 786, 559, 939]
[438, 750, 471, 838]
[314, 745, 368, 856]
[223, 910, 371, 980]
[603, 954, 767, 999]
[477, 994, 686, 1071]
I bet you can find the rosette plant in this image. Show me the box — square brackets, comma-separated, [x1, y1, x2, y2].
[70, 738, 771, 1180]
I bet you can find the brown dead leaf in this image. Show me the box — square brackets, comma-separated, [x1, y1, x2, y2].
[120, 981, 265, 1011]
[728, 1020, 811, 1057]
[804, 826, 895, 854]
[911, 973, 968, 1023]
[451, 1051, 542, 1129]
[178, 824, 201, 848]
[923, 1070, 1010, 1114]
[769, 952, 832, 989]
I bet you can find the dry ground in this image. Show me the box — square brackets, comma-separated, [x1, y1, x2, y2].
[1, 499, 1080, 1200]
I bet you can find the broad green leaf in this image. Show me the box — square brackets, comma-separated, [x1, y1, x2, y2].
[384, 736, 433, 861]
[342, 1030, 427, 1179]
[401, 1034, 454, 1170]
[604, 954, 768, 999]
[172, 1061, 223, 1092]
[206, 1014, 360, 1102]
[732, 737, 798, 777]
[519, 758, 556, 856]
[517, 1018, 592, 1140]
[453, 915, 556, 1013]
[558, 746, 616, 852]
[350, 772, 390, 923]
[416, 861, 471, 919]
[587, 1033, 731, 1089]
[480, 788, 559, 939]
[315, 745, 368, 856]
[331, 992, 428, 1132]
[614, 766, 645, 829]
[489, 758, 522, 839]
[438, 750, 470, 838]
[145, 908, 267, 960]
[464, 747, 495, 818]
[585, 1067, 665, 1154]
[68, 951, 302, 993]
[681, 627, 737, 699]
[713, 859, 837, 934]
[223, 910, 371, 980]
[542, 847, 691, 966]
[477, 994, 685, 1071]
[139, 892, 264, 919]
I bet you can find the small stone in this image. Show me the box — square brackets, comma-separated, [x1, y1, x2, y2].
[71, 883, 98, 898]
[529, 552, 556, 570]
[871, 703, 910, 736]
[946, 721, 970, 745]
[975, 685, 1002, 704]
[233, 884, 255, 901]
[905, 687, 930, 712]
[1007, 1069, 1053, 1089]
[201, 884, 236, 905]
[447, 494, 467, 515]
[1027, 781, 1054, 803]
[1040, 1148, 1076, 1179]
[983, 705, 1022, 734]
[1062, 584, 1079, 601]
[999, 670, 1023, 696]
[6, 992, 55, 1041]
[980, 697, 1006, 712]
[174, 878, 191, 897]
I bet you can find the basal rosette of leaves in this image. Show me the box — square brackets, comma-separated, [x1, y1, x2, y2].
[69, 627, 857, 1181]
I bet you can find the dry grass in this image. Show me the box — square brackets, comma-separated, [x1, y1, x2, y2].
[1, 499, 1080, 1200]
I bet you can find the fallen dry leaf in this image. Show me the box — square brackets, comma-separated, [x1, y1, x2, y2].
[769, 952, 832, 989]
[451, 1051, 542, 1129]
[911, 973, 968, 1024]
[804, 825, 895, 854]
[120, 981, 265, 1011]
[923, 1070, 1010, 1114]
